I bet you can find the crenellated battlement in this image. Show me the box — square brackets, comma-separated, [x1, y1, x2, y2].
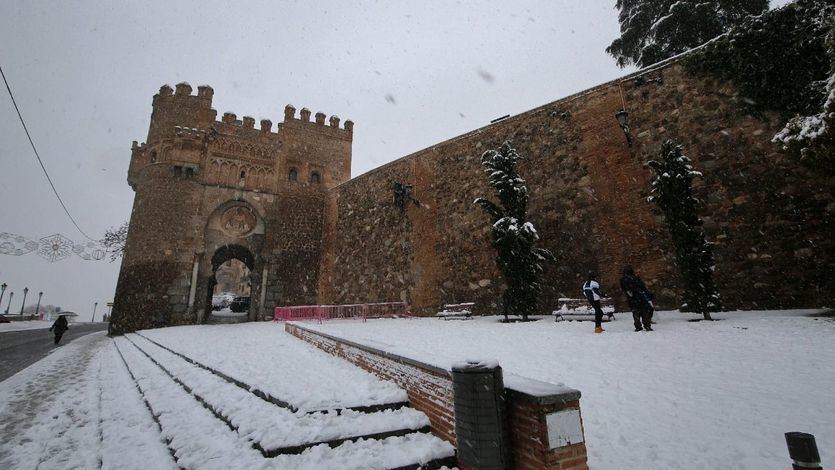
[283, 104, 353, 135]
[134, 83, 353, 195]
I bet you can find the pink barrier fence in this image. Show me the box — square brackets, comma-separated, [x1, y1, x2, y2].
[274, 302, 412, 323]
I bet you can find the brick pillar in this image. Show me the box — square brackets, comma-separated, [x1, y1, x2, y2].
[506, 382, 588, 470]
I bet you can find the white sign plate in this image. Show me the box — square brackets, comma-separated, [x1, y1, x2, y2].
[546, 409, 584, 449]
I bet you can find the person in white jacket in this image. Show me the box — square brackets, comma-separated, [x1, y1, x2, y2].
[582, 271, 606, 333]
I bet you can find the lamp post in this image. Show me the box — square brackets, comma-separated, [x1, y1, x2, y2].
[35, 292, 43, 320]
[0, 283, 6, 308]
[91, 302, 98, 322]
[5, 292, 13, 315]
[20, 287, 28, 315]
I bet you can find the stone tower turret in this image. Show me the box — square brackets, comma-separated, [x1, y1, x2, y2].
[111, 83, 353, 334]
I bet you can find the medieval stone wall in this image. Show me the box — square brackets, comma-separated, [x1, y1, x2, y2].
[319, 62, 835, 315]
[113, 61, 834, 334]
[111, 84, 353, 334]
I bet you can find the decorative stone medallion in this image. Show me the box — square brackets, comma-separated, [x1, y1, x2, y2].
[220, 206, 257, 237]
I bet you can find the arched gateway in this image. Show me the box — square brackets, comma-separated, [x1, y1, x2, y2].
[109, 83, 353, 334]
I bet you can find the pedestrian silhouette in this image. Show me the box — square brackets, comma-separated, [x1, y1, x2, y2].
[49, 315, 69, 345]
[620, 266, 654, 332]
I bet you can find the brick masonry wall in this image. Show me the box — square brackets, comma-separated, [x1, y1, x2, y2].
[285, 322, 589, 470]
[284, 322, 457, 443]
[320, 62, 835, 314]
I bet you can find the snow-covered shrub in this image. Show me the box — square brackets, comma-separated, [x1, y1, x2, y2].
[648, 140, 721, 320]
[474, 141, 554, 321]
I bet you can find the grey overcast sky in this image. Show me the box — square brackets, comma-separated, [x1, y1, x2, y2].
[0, 1, 789, 320]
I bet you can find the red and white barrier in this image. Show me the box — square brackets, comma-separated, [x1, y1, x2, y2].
[274, 302, 411, 323]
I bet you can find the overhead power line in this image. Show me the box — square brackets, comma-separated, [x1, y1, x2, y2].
[1, 64, 96, 241]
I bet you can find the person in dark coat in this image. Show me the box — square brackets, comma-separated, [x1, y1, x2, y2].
[619, 266, 654, 332]
[49, 315, 69, 345]
[582, 271, 607, 333]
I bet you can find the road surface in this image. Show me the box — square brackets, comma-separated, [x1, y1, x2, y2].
[0, 323, 109, 382]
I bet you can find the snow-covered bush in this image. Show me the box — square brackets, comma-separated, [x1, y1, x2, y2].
[648, 140, 721, 320]
[474, 141, 554, 321]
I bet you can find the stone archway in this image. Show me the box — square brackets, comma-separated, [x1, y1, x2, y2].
[204, 244, 255, 323]
[193, 199, 267, 324]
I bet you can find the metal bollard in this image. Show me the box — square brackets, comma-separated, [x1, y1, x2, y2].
[785, 432, 822, 470]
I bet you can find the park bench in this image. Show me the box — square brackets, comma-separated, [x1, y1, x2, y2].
[435, 302, 475, 320]
[552, 297, 615, 322]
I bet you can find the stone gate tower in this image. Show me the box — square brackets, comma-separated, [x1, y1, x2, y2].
[110, 82, 352, 334]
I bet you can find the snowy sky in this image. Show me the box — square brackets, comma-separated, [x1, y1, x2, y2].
[0, 0, 790, 320]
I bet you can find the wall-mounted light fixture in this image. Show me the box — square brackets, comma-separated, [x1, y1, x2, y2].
[615, 109, 632, 146]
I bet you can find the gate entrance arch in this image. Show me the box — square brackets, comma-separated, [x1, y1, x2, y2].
[194, 200, 267, 324]
[205, 244, 255, 322]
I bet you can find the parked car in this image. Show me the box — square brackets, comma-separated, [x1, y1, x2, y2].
[230, 296, 250, 313]
[211, 292, 235, 310]
[0, 314, 9, 323]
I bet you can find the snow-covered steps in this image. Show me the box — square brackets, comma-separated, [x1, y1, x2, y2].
[113, 337, 266, 469]
[138, 323, 408, 412]
[114, 335, 456, 469]
[125, 333, 433, 455]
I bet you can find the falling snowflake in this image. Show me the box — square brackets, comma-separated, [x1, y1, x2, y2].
[38, 234, 74, 262]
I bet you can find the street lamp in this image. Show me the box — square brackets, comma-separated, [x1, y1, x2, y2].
[5, 291, 13, 315]
[0, 283, 6, 307]
[35, 292, 43, 320]
[92, 302, 98, 322]
[20, 287, 28, 315]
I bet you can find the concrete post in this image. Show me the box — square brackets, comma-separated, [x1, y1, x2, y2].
[259, 265, 268, 320]
[187, 257, 200, 309]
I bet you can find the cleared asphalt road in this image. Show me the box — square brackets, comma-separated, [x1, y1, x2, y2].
[0, 323, 109, 382]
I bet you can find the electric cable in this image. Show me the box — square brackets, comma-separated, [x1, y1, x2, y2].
[1, 64, 96, 241]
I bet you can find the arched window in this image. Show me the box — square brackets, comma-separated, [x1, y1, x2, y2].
[150, 150, 157, 163]
[310, 171, 321, 184]
[288, 167, 298, 181]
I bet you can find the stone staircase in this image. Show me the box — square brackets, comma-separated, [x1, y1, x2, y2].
[112, 333, 456, 469]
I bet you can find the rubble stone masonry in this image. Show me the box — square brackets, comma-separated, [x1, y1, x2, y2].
[319, 62, 835, 315]
[112, 60, 834, 333]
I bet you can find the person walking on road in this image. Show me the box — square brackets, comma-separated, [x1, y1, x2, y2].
[620, 266, 654, 332]
[49, 315, 69, 345]
[583, 271, 607, 334]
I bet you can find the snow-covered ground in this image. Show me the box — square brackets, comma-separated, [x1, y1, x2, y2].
[139, 323, 408, 411]
[0, 319, 56, 331]
[302, 309, 835, 470]
[0, 325, 454, 469]
[2, 310, 830, 469]
[0, 320, 102, 332]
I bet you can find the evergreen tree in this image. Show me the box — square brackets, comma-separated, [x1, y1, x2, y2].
[773, 8, 835, 175]
[474, 141, 554, 321]
[648, 140, 721, 320]
[607, 0, 768, 68]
